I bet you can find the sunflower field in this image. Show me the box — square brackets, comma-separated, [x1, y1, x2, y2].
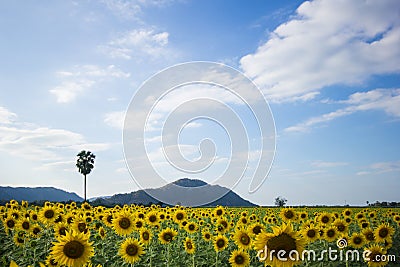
[1, 200, 399, 267]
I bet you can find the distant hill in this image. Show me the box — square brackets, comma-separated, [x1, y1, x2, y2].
[0, 186, 83, 203]
[0, 179, 256, 207]
[92, 178, 256, 207]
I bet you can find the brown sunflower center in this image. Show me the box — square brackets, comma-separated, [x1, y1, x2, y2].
[368, 251, 383, 262]
[379, 228, 388, 238]
[59, 227, 67, 236]
[365, 232, 374, 241]
[33, 227, 41, 235]
[252, 226, 262, 235]
[216, 210, 223, 216]
[361, 222, 368, 228]
[353, 236, 362, 245]
[136, 221, 143, 228]
[327, 229, 335, 238]
[266, 233, 297, 258]
[119, 218, 131, 229]
[107, 215, 113, 224]
[78, 222, 87, 233]
[205, 233, 211, 239]
[188, 224, 195, 231]
[126, 244, 138, 256]
[22, 221, 30, 230]
[6, 220, 15, 228]
[142, 232, 150, 240]
[176, 213, 184, 220]
[44, 210, 55, 219]
[149, 215, 157, 223]
[63, 240, 85, 259]
[235, 255, 245, 264]
[337, 224, 345, 232]
[321, 216, 329, 224]
[163, 233, 173, 242]
[216, 239, 226, 248]
[307, 229, 316, 238]
[186, 242, 193, 249]
[240, 234, 250, 245]
[284, 210, 294, 219]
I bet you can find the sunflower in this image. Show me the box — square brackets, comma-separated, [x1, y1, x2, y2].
[31, 224, 42, 237]
[72, 217, 88, 234]
[213, 206, 225, 218]
[158, 227, 177, 244]
[139, 229, 152, 245]
[98, 227, 106, 239]
[229, 250, 250, 267]
[39, 206, 58, 225]
[202, 229, 212, 242]
[301, 225, 319, 243]
[4, 216, 17, 232]
[249, 223, 264, 236]
[50, 230, 94, 267]
[323, 226, 338, 243]
[349, 233, 366, 249]
[183, 237, 196, 254]
[254, 223, 305, 267]
[173, 209, 187, 224]
[118, 238, 144, 264]
[133, 218, 145, 230]
[299, 212, 308, 222]
[374, 223, 394, 243]
[333, 219, 348, 234]
[185, 221, 198, 234]
[112, 211, 134, 236]
[17, 218, 31, 232]
[102, 212, 113, 227]
[216, 218, 230, 234]
[342, 208, 352, 217]
[317, 212, 332, 226]
[364, 245, 389, 267]
[13, 231, 26, 247]
[213, 235, 228, 252]
[54, 222, 69, 238]
[280, 207, 298, 223]
[45, 255, 61, 267]
[362, 228, 375, 243]
[146, 211, 159, 226]
[232, 228, 252, 250]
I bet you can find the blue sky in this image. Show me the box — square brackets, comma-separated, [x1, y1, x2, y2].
[0, 0, 399, 206]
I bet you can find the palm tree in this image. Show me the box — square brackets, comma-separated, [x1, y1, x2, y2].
[76, 150, 96, 202]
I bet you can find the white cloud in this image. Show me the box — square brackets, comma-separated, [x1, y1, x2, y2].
[311, 160, 348, 168]
[0, 108, 110, 161]
[50, 65, 130, 103]
[285, 88, 400, 132]
[0, 107, 17, 124]
[99, 29, 171, 60]
[357, 160, 400, 175]
[240, 0, 400, 102]
[104, 111, 126, 129]
[101, 0, 174, 20]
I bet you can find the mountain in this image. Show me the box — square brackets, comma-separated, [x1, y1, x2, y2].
[0, 179, 256, 207]
[93, 178, 256, 207]
[0, 186, 83, 203]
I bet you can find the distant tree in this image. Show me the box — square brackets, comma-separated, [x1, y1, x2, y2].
[275, 196, 287, 207]
[76, 150, 96, 202]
